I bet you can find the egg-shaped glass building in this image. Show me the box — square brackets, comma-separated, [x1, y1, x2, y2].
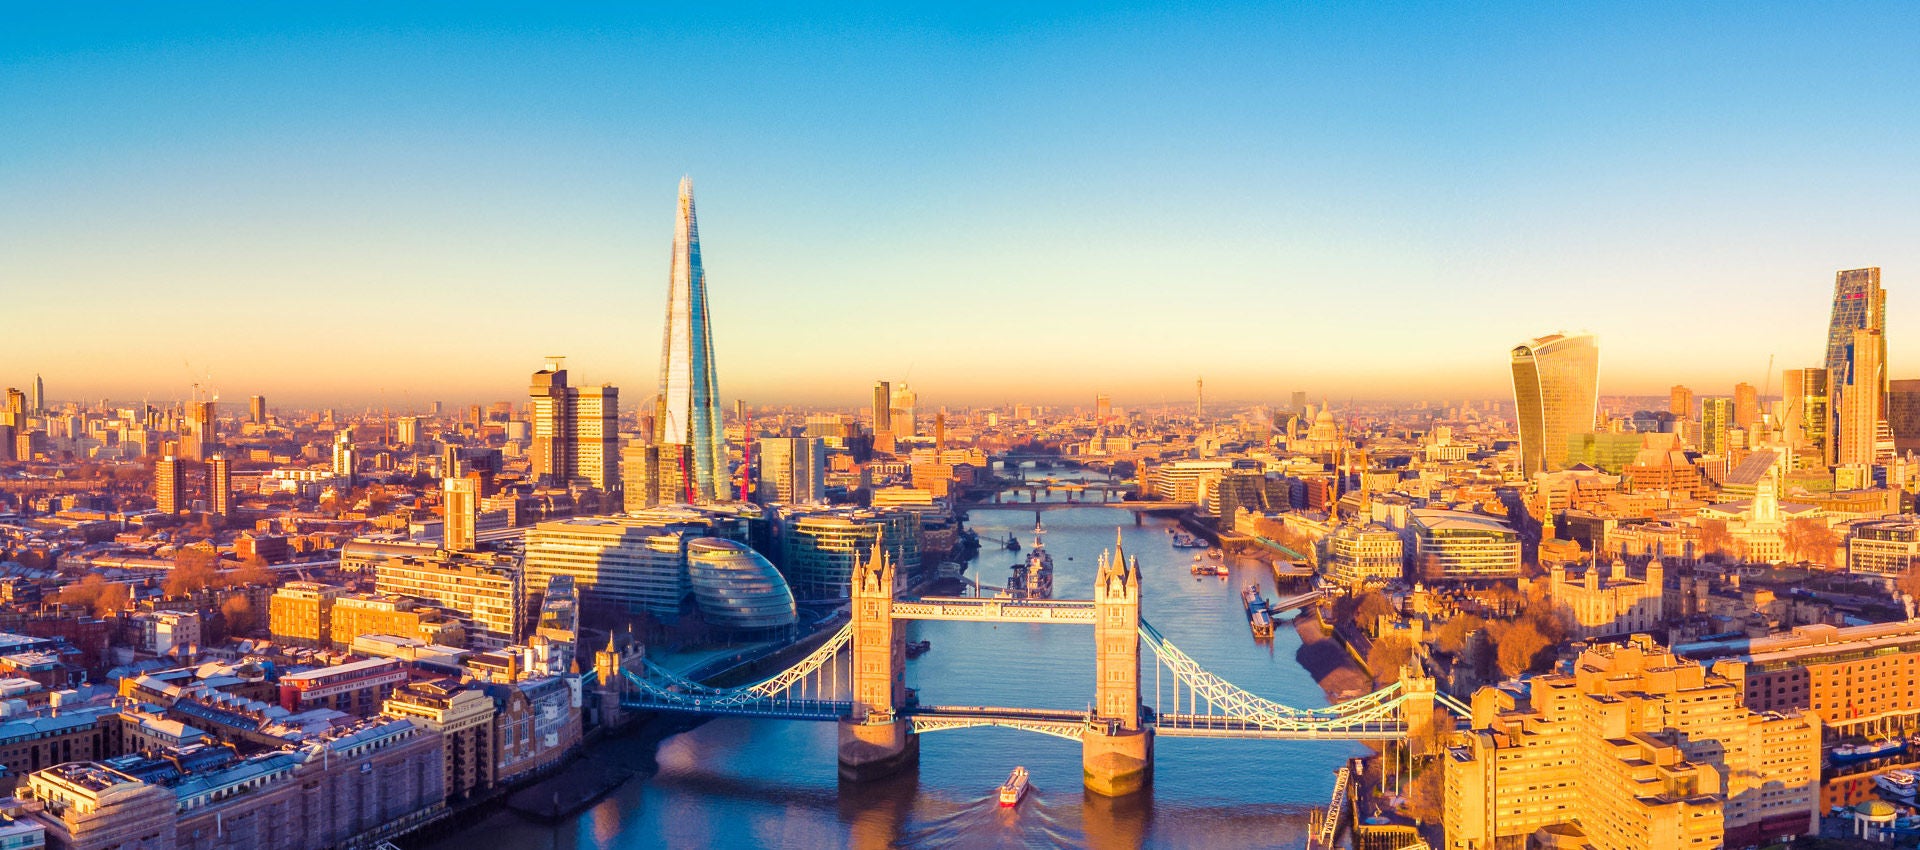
[686, 538, 797, 640]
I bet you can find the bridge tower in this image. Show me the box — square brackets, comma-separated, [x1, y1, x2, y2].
[592, 633, 641, 730]
[839, 543, 918, 781]
[1084, 532, 1152, 796]
[1399, 666, 1439, 754]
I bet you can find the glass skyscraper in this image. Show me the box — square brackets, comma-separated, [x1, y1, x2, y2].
[658, 177, 729, 501]
[1510, 333, 1600, 477]
[1826, 267, 1886, 464]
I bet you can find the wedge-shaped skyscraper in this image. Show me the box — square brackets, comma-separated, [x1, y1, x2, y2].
[657, 177, 729, 501]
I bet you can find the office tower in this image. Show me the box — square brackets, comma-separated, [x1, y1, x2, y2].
[1838, 328, 1886, 466]
[529, 362, 621, 490]
[183, 400, 216, 461]
[1668, 385, 1692, 419]
[622, 444, 663, 512]
[1701, 397, 1734, 456]
[30, 375, 43, 414]
[395, 415, 420, 447]
[575, 385, 620, 490]
[872, 381, 893, 434]
[246, 395, 265, 425]
[1733, 382, 1760, 429]
[332, 429, 356, 485]
[1781, 367, 1832, 465]
[657, 176, 728, 502]
[1509, 333, 1600, 476]
[757, 437, 825, 504]
[529, 362, 575, 485]
[1290, 391, 1307, 415]
[1828, 267, 1888, 455]
[0, 424, 12, 461]
[443, 477, 478, 552]
[208, 454, 232, 518]
[1096, 394, 1112, 424]
[156, 455, 185, 514]
[429, 400, 443, 418]
[2, 388, 22, 425]
[1890, 379, 1920, 454]
[889, 383, 917, 439]
[1195, 377, 1203, 419]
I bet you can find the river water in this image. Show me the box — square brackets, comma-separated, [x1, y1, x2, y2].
[426, 481, 1361, 849]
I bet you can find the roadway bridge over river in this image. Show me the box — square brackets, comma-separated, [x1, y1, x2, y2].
[605, 536, 1464, 796]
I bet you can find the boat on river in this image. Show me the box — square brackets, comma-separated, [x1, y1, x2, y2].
[999, 766, 1030, 806]
[1877, 768, 1918, 800]
[1835, 739, 1905, 764]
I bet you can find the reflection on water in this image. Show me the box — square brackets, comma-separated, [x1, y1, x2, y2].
[424, 502, 1364, 849]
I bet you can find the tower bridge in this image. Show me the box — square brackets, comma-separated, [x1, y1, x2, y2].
[610, 535, 1452, 796]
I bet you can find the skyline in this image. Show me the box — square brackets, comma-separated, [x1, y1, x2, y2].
[6, 5, 1920, 406]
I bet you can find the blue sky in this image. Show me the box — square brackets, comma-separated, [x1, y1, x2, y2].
[4, 3, 1918, 409]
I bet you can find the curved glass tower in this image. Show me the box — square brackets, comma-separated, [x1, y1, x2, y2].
[1510, 333, 1600, 477]
[686, 538, 797, 638]
[658, 176, 729, 502]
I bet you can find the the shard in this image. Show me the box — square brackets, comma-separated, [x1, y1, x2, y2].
[657, 176, 729, 501]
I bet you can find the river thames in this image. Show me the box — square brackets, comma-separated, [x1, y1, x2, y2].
[426, 491, 1362, 849]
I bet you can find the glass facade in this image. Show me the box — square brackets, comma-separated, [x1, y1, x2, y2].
[779, 510, 920, 600]
[658, 176, 729, 502]
[1510, 333, 1600, 476]
[523, 518, 691, 617]
[686, 538, 797, 638]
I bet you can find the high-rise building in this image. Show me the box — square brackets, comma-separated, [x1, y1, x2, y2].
[208, 454, 232, 518]
[657, 177, 728, 502]
[872, 380, 892, 435]
[756, 437, 825, 504]
[395, 415, 421, 447]
[1781, 367, 1832, 465]
[1509, 333, 1600, 476]
[2, 388, 22, 425]
[1700, 397, 1735, 456]
[575, 385, 620, 490]
[332, 429, 356, 485]
[183, 400, 216, 461]
[1732, 381, 1760, 429]
[30, 374, 43, 414]
[529, 362, 574, 485]
[443, 477, 478, 552]
[529, 361, 621, 490]
[889, 383, 917, 440]
[248, 394, 267, 425]
[156, 455, 185, 514]
[1828, 267, 1887, 459]
[1290, 390, 1308, 415]
[1668, 385, 1692, 418]
[1095, 394, 1112, 424]
[1837, 327, 1886, 466]
[1889, 379, 1920, 454]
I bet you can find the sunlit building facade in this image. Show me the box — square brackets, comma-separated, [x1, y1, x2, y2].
[658, 177, 728, 502]
[1509, 333, 1599, 476]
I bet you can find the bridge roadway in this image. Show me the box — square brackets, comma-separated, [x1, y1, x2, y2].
[618, 695, 1410, 742]
[959, 500, 1196, 513]
[892, 596, 1096, 623]
[1152, 713, 1407, 741]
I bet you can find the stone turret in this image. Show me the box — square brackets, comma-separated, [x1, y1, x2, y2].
[839, 542, 917, 782]
[1085, 529, 1152, 796]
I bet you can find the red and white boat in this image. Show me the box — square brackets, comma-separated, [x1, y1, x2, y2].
[998, 766, 1030, 806]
